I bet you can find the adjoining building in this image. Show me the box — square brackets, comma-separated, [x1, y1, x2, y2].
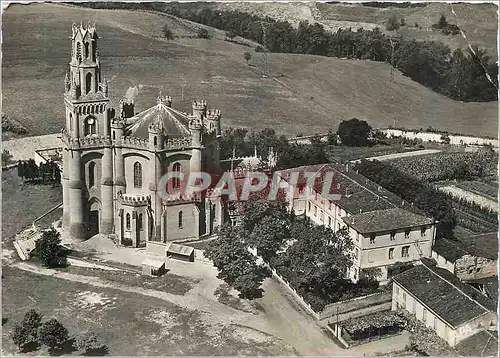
[432, 232, 498, 281]
[60, 23, 225, 245]
[392, 258, 497, 347]
[278, 163, 437, 282]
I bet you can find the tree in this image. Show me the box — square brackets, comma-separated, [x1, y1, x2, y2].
[2, 149, 13, 167]
[248, 215, 289, 262]
[226, 29, 238, 39]
[162, 24, 174, 39]
[11, 324, 28, 352]
[197, 28, 210, 39]
[327, 129, 338, 145]
[17, 160, 25, 178]
[38, 319, 69, 353]
[337, 118, 372, 146]
[437, 15, 448, 29]
[75, 331, 109, 356]
[243, 51, 252, 65]
[386, 13, 400, 31]
[12, 309, 44, 351]
[205, 225, 271, 299]
[34, 228, 68, 268]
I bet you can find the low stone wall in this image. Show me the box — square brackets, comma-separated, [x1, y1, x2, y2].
[383, 129, 498, 147]
[269, 266, 320, 320]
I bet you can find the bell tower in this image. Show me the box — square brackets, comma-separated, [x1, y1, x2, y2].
[64, 22, 110, 140]
[62, 23, 113, 241]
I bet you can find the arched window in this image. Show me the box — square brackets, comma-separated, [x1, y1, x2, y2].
[112, 131, 116, 140]
[134, 162, 142, 188]
[138, 214, 143, 231]
[85, 73, 92, 94]
[153, 137, 157, 146]
[69, 113, 73, 132]
[84, 116, 96, 136]
[88, 162, 96, 188]
[76, 42, 82, 63]
[126, 213, 131, 230]
[178, 211, 183, 229]
[84, 42, 89, 58]
[172, 162, 181, 189]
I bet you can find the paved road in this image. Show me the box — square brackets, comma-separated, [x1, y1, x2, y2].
[257, 278, 344, 355]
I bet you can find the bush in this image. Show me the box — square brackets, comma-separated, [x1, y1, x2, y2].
[38, 319, 69, 354]
[196, 28, 210, 39]
[255, 45, 264, 52]
[75, 331, 109, 356]
[386, 13, 400, 30]
[11, 310, 43, 352]
[33, 228, 68, 268]
[162, 24, 174, 39]
[243, 51, 252, 64]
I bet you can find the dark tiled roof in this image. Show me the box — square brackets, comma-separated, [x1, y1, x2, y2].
[125, 102, 191, 139]
[393, 259, 496, 328]
[433, 232, 498, 262]
[342, 207, 433, 233]
[278, 163, 427, 216]
[468, 276, 499, 303]
[457, 330, 498, 357]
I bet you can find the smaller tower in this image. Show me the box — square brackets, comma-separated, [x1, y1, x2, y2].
[148, 113, 166, 151]
[189, 114, 202, 174]
[206, 109, 221, 135]
[192, 100, 207, 120]
[148, 114, 165, 241]
[111, 117, 126, 194]
[120, 99, 135, 119]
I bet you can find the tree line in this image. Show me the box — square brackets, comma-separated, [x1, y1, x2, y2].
[17, 159, 61, 184]
[75, 2, 497, 102]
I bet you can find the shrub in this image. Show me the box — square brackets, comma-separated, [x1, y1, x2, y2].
[33, 228, 68, 268]
[162, 24, 174, 39]
[386, 13, 400, 30]
[38, 319, 69, 353]
[196, 28, 210, 39]
[75, 331, 109, 356]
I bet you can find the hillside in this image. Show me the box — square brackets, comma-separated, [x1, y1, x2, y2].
[2, 3, 497, 138]
[216, 2, 498, 58]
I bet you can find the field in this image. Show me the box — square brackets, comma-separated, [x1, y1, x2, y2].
[2, 3, 497, 138]
[387, 150, 498, 182]
[1, 168, 63, 241]
[1, 265, 295, 356]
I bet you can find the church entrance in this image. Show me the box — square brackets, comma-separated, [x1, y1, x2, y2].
[88, 210, 99, 237]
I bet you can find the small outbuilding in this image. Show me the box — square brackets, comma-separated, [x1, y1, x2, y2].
[165, 242, 195, 262]
[142, 257, 167, 276]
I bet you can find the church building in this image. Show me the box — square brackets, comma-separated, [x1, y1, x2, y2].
[61, 23, 224, 245]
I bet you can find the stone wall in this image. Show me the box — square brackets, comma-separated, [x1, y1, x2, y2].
[455, 255, 497, 280]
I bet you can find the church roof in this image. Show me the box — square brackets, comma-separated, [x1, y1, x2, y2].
[124, 99, 191, 139]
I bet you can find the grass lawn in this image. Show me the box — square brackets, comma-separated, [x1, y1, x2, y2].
[1, 168, 62, 241]
[2, 3, 497, 138]
[1, 265, 294, 356]
[57, 264, 199, 296]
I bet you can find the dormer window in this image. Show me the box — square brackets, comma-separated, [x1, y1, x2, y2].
[421, 226, 427, 237]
